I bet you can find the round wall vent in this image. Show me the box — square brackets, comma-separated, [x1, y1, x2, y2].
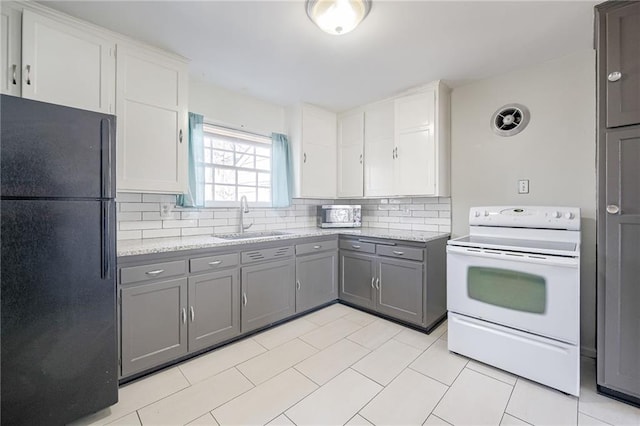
[491, 103, 530, 137]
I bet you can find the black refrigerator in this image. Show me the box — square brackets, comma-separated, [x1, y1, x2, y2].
[1, 95, 118, 425]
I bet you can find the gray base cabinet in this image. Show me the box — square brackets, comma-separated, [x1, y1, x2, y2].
[121, 277, 188, 377]
[188, 269, 240, 352]
[241, 259, 295, 333]
[339, 235, 446, 329]
[296, 250, 338, 313]
[376, 257, 423, 324]
[340, 251, 375, 309]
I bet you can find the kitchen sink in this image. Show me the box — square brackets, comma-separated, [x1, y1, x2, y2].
[214, 231, 290, 240]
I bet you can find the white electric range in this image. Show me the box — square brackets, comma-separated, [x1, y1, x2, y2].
[447, 206, 581, 396]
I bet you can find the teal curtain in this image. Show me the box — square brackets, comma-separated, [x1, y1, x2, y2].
[177, 113, 205, 208]
[271, 133, 293, 207]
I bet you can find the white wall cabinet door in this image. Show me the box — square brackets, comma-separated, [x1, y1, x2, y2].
[395, 91, 437, 196]
[364, 100, 395, 197]
[338, 111, 364, 197]
[289, 104, 337, 199]
[116, 43, 188, 194]
[21, 9, 114, 113]
[1, 5, 21, 96]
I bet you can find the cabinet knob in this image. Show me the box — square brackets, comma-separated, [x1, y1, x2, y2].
[607, 71, 622, 82]
[606, 204, 620, 215]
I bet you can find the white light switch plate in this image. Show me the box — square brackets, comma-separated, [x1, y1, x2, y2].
[518, 179, 529, 194]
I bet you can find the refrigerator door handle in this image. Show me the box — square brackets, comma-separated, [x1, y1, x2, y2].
[101, 201, 112, 279]
[101, 118, 113, 198]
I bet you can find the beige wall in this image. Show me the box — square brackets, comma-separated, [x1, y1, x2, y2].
[450, 50, 597, 355]
[189, 77, 286, 135]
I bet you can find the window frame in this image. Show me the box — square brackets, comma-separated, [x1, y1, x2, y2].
[200, 124, 273, 208]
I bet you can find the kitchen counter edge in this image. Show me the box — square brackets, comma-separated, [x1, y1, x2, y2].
[117, 228, 450, 257]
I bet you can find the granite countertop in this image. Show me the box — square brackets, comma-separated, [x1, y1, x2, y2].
[117, 227, 450, 257]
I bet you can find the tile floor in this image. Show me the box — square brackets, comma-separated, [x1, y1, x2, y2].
[74, 304, 640, 426]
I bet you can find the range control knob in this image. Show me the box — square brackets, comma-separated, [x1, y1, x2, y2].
[484, 210, 490, 217]
[474, 211, 481, 218]
[551, 211, 561, 219]
[564, 212, 574, 219]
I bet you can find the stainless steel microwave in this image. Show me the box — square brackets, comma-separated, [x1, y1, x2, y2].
[317, 205, 361, 228]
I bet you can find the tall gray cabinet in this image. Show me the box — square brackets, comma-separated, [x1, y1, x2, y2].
[596, 0, 640, 407]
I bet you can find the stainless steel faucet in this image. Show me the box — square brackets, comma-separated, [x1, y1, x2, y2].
[239, 195, 252, 234]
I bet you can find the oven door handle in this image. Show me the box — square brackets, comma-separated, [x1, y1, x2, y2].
[446, 245, 579, 268]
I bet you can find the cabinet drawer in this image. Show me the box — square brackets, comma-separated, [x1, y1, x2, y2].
[120, 260, 187, 284]
[242, 246, 294, 264]
[190, 253, 239, 273]
[376, 245, 423, 261]
[296, 239, 338, 255]
[339, 240, 375, 254]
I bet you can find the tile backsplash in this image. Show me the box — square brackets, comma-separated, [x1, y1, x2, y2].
[116, 193, 451, 241]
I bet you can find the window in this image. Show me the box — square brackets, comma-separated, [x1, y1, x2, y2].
[201, 125, 271, 205]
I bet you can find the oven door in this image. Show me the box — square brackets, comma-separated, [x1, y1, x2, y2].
[447, 245, 580, 344]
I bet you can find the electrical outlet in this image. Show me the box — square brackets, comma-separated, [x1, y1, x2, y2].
[518, 179, 529, 194]
[160, 203, 174, 219]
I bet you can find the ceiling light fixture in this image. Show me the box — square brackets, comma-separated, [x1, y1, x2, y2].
[306, 0, 372, 35]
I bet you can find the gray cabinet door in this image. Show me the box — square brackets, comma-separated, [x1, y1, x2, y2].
[602, 126, 640, 398]
[121, 278, 188, 376]
[241, 259, 295, 333]
[339, 251, 375, 309]
[605, 2, 640, 127]
[376, 257, 424, 325]
[188, 269, 240, 352]
[296, 251, 338, 313]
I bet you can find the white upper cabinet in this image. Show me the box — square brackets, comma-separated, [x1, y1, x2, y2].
[337, 111, 364, 197]
[21, 9, 115, 113]
[288, 104, 337, 199]
[1, 5, 21, 96]
[116, 43, 188, 194]
[394, 91, 437, 196]
[359, 81, 450, 198]
[364, 100, 395, 197]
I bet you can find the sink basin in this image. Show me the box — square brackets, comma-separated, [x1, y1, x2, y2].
[214, 231, 290, 240]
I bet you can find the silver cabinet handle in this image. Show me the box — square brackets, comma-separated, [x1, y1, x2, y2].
[179, 129, 183, 143]
[303, 153, 307, 163]
[392, 250, 404, 256]
[394, 147, 398, 158]
[208, 260, 222, 266]
[359, 154, 363, 164]
[371, 277, 375, 289]
[608, 71, 622, 82]
[242, 292, 248, 306]
[606, 204, 620, 214]
[145, 269, 165, 276]
[25, 65, 31, 85]
[352, 244, 361, 249]
[313, 245, 322, 250]
[12, 64, 17, 85]
[376, 277, 380, 290]
[296, 280, 301, 291]
[190, 306, 195, 322]
[181, 308, 187, 324]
